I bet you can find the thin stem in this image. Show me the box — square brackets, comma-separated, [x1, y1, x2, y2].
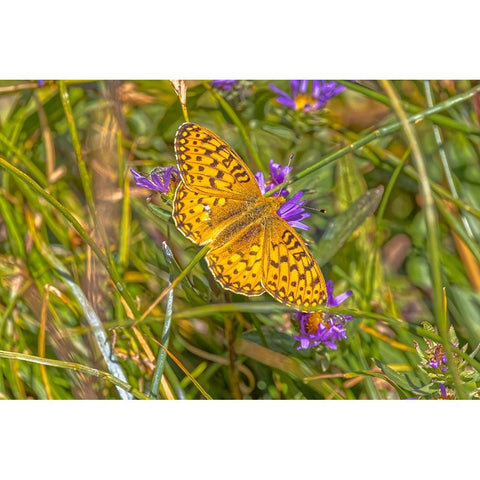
[365, 148, 410, 302]
[435, 197, 480, 265]
[118, 131, 131, 271]
[164, 362, 186, 399]
[225, 315, 242, 399]
[0, 82, 40, 93]
[58, 81, 96, 220]
[34, 91, 56, 182]
[423, 80, 475, 239]
[170, 80, 189, 122]
[150, 242, 175, 398]
[250, 314, 269, 348]
[380, 80, 466, 399]
[84, 302, 293, 332]
[39, 287, 53, 399]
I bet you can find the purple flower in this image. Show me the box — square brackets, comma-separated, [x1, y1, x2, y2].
[211, 80, 237, 91]
[325, 279, 354, 308]
[293, 280, 353, 350]
[270, 80, 345, 112]
[269, 159, 293, 186]
[255, 159, 310, 230]
[131, 166, 178, 193]
[255, 159, 292, 197]
[428, 349, 448, 372]
[254, 171, 267, 194]
[439, 384, 447, 398]
[277, 191, 310, 231]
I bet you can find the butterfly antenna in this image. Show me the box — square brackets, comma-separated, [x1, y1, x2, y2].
[305, 206, 328, 214]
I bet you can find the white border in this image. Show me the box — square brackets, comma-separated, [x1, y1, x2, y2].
[1, 1, 478, 78]
[1, 400, 478, 479]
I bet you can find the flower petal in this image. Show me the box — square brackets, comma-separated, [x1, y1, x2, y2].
[269, 159, 292, 185]
[255, 171, 266, 194]
[298, 80, 309, 94]
[277, 191, 311, 230]
[269, 83, 292, 101]
[131, 169, 157, 190]
[439, 384, 447, 398]
[131, 167, 177, 193]
[326, 279, 353, 307]
[289, 80, 300, 98]
[330, 290, 353, 307]
[276, 96, 296, 109]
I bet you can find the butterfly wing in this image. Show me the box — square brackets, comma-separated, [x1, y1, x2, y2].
[262, 215, 326, 310]
[175, 123, 261, 200]
[205, 220, 265, 296]
[173, 181, 246, 245]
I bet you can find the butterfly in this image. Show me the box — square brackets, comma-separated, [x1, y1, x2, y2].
[172, 123, 326, 311]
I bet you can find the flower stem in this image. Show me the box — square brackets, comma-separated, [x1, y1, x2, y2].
[150, 243, 175, 398]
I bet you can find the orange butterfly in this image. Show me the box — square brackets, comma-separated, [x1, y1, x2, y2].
[172, 123, 326, 311]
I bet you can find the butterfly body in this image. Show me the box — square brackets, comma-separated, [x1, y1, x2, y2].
[209, 195, 284, 246]
[172, 122, 326, 311]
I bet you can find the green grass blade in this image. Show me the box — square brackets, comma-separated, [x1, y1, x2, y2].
[381, 80, 466, 398]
